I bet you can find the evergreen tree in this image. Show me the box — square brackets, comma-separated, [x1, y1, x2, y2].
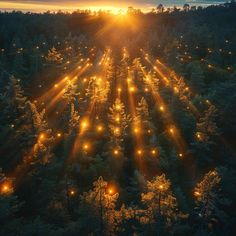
[141, 174, 178, 233]
[68, 103, 80, 135]
[132, 58, 144, 82]
[45, 47, 63, 64]
[80, 176, 119, 235]
[62, 79, 77, 105]
[194, 170, 230, 233]
[26, 102, 54, 163]
[196, 104, 219, 142]
[108, 98, 131, 141]
[1, 76, 27, 125]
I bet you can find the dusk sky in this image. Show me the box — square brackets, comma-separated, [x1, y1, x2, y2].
[0, 0, 226, 12]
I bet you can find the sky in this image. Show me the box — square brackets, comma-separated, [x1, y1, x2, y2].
[0, 0, 226, 13]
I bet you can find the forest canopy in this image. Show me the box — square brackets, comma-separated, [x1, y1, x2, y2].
[0, 1, 236, 235]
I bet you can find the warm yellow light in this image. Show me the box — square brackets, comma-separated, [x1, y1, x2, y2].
[57, 133, 62, 138]
[174, 87, 179, 93]
[115, 128, 120, 134]
[113, 149, 119, 155]
[3, 185, 8, 191]
[54, 84, 58, 88]
[117, 87, 122, 92]
[97, 125, 103, 132]
[39, 134, 45, 140]
[83, 78, 87, 83]
[194, 191, 201, 196]
[133, 128, 139, 134]
[83, 143, 89, 151]
[116, 116, 120, 122]
[137, 149, 143, 156]
[129, 87, 135, 93]
[169, 128, 174, 134]
[151, 149, 157, 155]
[145, 88, 149, 92]
[159, 106, 164, 112]
[159, 185, 164, 190]
[179, 153, 183, 158]
[108, 188, 114, 195]
[2, 184, 9, 192]
[70, 190, 75, 196]
[116, 105, 121, 110]
[81, 121, 89, 130]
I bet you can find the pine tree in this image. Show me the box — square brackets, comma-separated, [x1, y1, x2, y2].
[174, 76, 190, 102]
[26, 101, 54, 163]
[144, 70, 159, 90]
[68, 103, 80, 135]
[45, 47, 63, 64]
[136, 97, 150, 125]
[108, 98, 131, 141]
[117, 55, 129, 81]
[194, 170, 230, 233]
[105, 57, 115, 82]
[132, 58, 144, 82]
[86, 76, 110, 107]
[80, 176, 119, 235]
[141, 174, 178, 231]
[62, 79, 77, 105]
[0, 76, 28, 164]
[196, 104, 219, 142]
[1, 76, 27, 125]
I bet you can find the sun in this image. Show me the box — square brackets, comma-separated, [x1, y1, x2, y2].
[86, 6, 127, 15]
